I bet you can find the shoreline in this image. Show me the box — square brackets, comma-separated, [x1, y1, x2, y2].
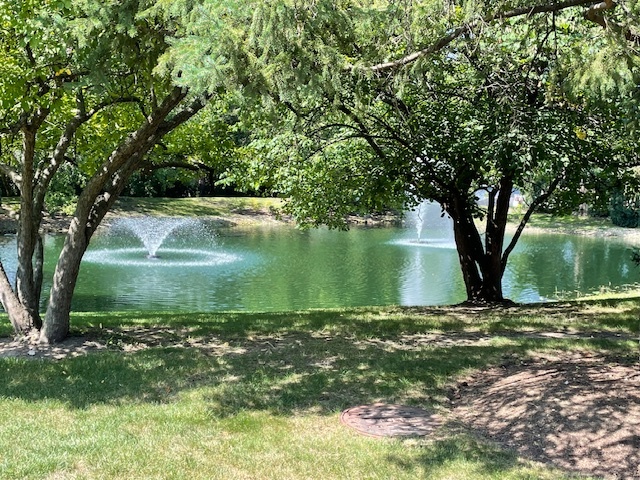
[1, 199, 639, 245]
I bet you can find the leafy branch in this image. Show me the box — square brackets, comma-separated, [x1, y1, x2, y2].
[363, 0, 631, 74]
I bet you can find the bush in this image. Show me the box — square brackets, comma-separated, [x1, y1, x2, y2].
[609, 193, 640, 228]
[45, 164, 86, 215]
[45, 192, 78, 216]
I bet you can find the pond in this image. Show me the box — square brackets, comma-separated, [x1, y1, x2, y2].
[0, 220, 637, 312]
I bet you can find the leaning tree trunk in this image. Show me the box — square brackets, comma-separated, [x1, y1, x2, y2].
[0, 262, 35, 335]
[39, 212, 95, 343]
[42, 177, 130, 343]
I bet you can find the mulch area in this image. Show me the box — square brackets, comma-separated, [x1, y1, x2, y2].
[452, 351, 640, 479]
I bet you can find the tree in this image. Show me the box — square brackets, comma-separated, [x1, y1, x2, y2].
[169, 0, 639, 303]
[0, 0, 209, 343]
[133, 96, 249, 197]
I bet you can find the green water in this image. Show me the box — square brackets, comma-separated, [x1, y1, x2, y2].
[0, 224, 637, 312]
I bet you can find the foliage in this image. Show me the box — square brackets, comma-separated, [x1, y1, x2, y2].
[610, 191, 640, 227]
[165, 1, 633, 218]
[43, 163, 86, 214]
[0, 0, 216, 341]
[141, 97, 250, 196]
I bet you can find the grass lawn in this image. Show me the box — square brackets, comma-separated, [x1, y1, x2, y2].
[1, 196, 285, 222]
[111, 196, 284, 218]
[1, 301, 638, 479]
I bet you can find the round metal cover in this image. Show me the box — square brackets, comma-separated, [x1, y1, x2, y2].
[340, 403, 442, 438]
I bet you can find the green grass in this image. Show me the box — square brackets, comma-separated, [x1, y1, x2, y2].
[2, 196, 285, 221]
[508, 211, 617, 232]
[1, 302, 638, 479]
[111, 196, 284, 218]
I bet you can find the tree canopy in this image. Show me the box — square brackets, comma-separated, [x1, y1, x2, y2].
[161, 0, 640, 302]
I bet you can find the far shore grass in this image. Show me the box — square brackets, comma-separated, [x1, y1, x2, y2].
[3, 194, 627, 232]
[111, 196, 285, 218]
[1, 301, 639, 479]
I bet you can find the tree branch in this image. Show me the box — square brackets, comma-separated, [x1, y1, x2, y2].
[34, 93, 144, 209]
[140, 159, 217, 173]
[365, 0, 613, 73]
[337, 104, 388, 160]
[0, 163, 22, 189]
[585, 0, 615, 27]
[501, 173, 564, 271]
[584, 0, 640, 44]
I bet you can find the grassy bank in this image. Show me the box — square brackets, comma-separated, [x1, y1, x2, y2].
[1, 198, 638, 478]
[1, 301, 638, 479]
[112, 196, 284, 218]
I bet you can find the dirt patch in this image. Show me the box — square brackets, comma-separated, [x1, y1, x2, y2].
[0, 326, 254, 360]
[453, 351, 640, 479]
[0, 334, 108, 360]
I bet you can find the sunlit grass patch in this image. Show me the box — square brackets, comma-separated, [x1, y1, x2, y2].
[111, 196, 284, 218]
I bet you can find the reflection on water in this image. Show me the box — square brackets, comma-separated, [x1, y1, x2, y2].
[0, 224, 637, 312]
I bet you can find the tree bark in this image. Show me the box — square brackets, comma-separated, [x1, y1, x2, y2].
[39, 217, 87, 343]
[447, 187, 510, 304]
[448, 193, 488, 302]
[15, 121, 45, 330]
[42, 160, 143, 344]
[0, 261, 36, 336]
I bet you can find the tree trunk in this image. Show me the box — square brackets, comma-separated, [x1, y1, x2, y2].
[447, 191, 507, 304]
[39, 90, 206, 343]
[0, 261, 36, 336]
[39, 217, 87, 343]
[15, 123, 43, 329]
[477, 177, 513, 302]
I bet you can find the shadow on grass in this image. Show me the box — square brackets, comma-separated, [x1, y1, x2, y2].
[0, 338, 492, 411]
[71, 301, 640, 337]
[0, 326, 626, 415]
[385, 432, 532, 479]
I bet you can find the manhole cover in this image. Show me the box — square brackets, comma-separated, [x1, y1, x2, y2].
[340, 403, 442, 438]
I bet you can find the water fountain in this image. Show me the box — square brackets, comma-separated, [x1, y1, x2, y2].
[83, 216, 241, 267]
[115, 217, 198, 258]
[24, 218, 632, 312]
[395, 200, 455, 248]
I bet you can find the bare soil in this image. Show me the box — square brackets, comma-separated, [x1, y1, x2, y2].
[453, 351, 640, 480]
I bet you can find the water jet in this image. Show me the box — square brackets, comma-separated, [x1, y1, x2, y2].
[84, 217, 241, 268]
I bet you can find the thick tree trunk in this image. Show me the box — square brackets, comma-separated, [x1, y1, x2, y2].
[0, 107, 53, 336]
[40, 217, 88, 343]
[477, 177, 513, 302]
[448, 190, 508, 304]
[42, 181, 129, 344]
[14, 123, 44, 329]
[452, 217, 484, 300]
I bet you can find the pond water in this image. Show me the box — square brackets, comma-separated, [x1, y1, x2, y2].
[0, 222, 637, 312]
